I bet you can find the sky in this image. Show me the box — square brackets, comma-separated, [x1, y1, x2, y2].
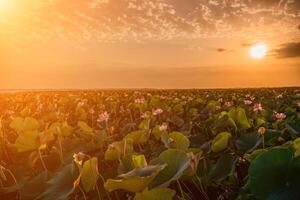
[0, 0, 299, 89]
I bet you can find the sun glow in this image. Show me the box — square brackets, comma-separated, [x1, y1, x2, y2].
[250, 43, 267, 59]
[0, 0, 13, 13]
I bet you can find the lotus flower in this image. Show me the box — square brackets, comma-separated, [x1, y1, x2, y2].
[97, 111, 109, 122]
[274, 112, 286, 120]
[153, 108, 163, 116]
[244, 100, 253, 105]
[253, 103, 263, 111]
[159, 123, 168, 131]
[135, 96, 145, 104]
[224, 101, 233, 108]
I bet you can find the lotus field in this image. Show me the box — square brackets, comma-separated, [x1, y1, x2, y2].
[1, 88, 300, 200]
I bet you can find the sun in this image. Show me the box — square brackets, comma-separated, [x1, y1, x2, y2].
[0, 0, 13, 12]
[250, 43, 267, 59]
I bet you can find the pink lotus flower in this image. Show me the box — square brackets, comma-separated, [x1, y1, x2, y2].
[97, 111, 109, 123]
[297, 102, 300, 107]
[253, 103, 263, 111]
[224, 101, 233, 108]
[153, 108, 163, 115]
[297, 93, 300, 97]
[244, 100, 253, 105]
[159, 95, 167, 100]
[274, 112, 286, 120]
[134, 96, 145, 104]
[216, 105, 221, 110]
[245, 94, 251, 98]
[276, 94, 283, 99]
[159, 123, 168, 131]
[250, 96, 255, 101]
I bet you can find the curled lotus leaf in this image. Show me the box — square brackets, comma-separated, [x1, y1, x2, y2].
[211, 132, 232, 153]
[14, 130, 40, 152]
[104, 164, 166, 193]
[168, 132, 190, 150]
[80, 157, 99, 192]
[10, 117, 39, 133]
[152, 125, 167, 140]
[132, 155, 148, 168]
[104, 139, 134, 161]
[77, 121, 94, 135]
[125, 130, 150, 145]
[150, 149, 191, 188]
[49, 122, 72, 137]
[228, 107, 251, 129]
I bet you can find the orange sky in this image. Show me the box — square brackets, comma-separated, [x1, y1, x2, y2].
[0, 0, 299, 89]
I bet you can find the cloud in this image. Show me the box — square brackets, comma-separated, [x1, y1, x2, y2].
[216, 48, 227, 52]
[0, 0, 299, 46]
[273, 42, 300, 58]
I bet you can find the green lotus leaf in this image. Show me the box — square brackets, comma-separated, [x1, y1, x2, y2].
[208, 153, 237, 182]
[80, 157, 99, 192]
[9, 117, 24, 132]
[256, 118, 266, 127]
[168, 115, 184, 127]
[244, 149, 267, 162]
[49, 122, 72, 137]
[139, 118, 151, 130]
[134, 188, 176, 200]
[104, 164, 165, 193]
[235, 132, 261, 153]
[104, 139, 134, 161]
[118, 154, 135, 174]
[152, 125, 167, 140]
[246, 148, 300, 200]
[78, 121, 94, 135]
[150, 149, 191, 188]
[228, 107, 251, 129]
[132, 155, 148, 168]
[38, 163, 79, 200]
[183, 151, 202, 177]
[211, 132, 232, 153]
[125, 130, 150, 145]
[22, 117, 40, 132]
[169, 132, 190, 150]
[20, 171, 48, 200]
[10, 117, 39, 133]
[293, 137, 300, 157]
[14, 130, 40, 152]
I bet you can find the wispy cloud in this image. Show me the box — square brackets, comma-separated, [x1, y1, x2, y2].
[273, 42, 300, 58]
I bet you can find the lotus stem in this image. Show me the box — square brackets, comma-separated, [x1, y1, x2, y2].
[78, 185, 87, 200]
[95, 183, 102, 200]
[38, 148, 48, 172]
[177, 180, 186, 200]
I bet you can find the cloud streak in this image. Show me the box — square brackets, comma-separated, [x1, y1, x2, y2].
[273, 42, 300, 58]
